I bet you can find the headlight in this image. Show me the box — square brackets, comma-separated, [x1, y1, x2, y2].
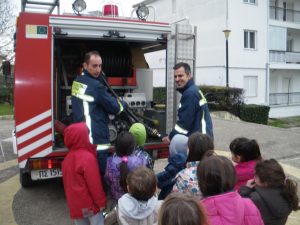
[72, 0, 86, 15]
[136, 5, 149, 21]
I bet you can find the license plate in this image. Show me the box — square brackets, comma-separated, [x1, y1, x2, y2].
[31, 168, 62, 180]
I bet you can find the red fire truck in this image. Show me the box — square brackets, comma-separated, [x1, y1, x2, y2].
[13, 0, 196, 187]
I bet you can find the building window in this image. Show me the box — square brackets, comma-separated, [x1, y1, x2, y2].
[244, 76, 258, 97]
[244, 30, 256, 49]
[243, 0, 256, 4]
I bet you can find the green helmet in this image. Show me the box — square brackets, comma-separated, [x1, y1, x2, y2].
[129, 123, 147, 147]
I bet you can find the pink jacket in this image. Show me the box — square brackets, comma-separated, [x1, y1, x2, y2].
[234, 160, 256, 190]
[62, 123, 106, 219]
[201, 191, 264, 225]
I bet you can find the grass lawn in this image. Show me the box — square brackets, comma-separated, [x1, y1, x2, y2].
[0, 103, 13, 116]
[268, 116, 300, 128]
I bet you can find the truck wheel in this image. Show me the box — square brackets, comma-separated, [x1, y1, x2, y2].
[19, 170, 33, 188]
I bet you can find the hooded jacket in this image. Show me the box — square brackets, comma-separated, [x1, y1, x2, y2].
[234, 160, 256, 191]
[71, 70, 125, 145]
[105, 194, 162, 225]
[240, 186, 292, 225]
[62, 122, 107, 219]
[169, 79, 213, 140]
[201, 191, 264, 225]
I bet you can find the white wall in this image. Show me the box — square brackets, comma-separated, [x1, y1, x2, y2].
[144, 0, 269, 100]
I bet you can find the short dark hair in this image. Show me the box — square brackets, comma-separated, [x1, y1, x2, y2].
[126, 166, 157, 201]
[229, 137, 262, 162]
[84, 51, 101, 64]
[158, 193, 209, 225]
[197, 155, 237, 197]
[187, 132, 214, 162]
[173, 62, 191, 75]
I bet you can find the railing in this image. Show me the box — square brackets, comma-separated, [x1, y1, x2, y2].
[269, 92, 300, 105]
[269, 6, 300, 23]
[269, 50, 300, 64]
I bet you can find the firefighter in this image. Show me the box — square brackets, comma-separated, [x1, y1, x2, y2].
[162, 62, 213, 144]
[71, 50, 127, 185]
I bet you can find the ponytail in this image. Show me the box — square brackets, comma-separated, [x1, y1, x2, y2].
[281, 178, 300, 211]
[119, 156, 129, 193]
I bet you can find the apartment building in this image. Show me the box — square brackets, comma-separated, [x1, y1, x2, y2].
[136, 0, 300, 117]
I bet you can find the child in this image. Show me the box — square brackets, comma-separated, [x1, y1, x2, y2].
[105, 131, 147, 202]
[229, 137, 262, 190]
[197, 155, 264, 225]
[173, 132, 214, 198]
[158, 192, 209, 225]
[240, 159, 299, 225]
[156, 134, 188, 200]
[129, 122, 154, 169]
[105, 166, 162, 225]
[62, 122, 106, 225]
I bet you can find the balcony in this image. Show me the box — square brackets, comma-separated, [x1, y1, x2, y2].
[269, 50, 300, 64]
[269, 92, 300, 105]
[269, 6, 300, 24]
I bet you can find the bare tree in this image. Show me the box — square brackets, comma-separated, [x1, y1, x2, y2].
[0, 0, 17, 62]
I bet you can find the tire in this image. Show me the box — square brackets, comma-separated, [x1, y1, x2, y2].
[19, 170, 34, 188]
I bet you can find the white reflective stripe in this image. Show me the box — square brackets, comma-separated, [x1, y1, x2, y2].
[201, 112, 207, 134]
[17, 122, 52, 144]
[16, 109, 51, 132]
[178, 103, 182, 108]
[174, 124, 188, 135]
[18, 134, 52, 157]
[31, 146, 52, 158]
[73, 93, 94, 102]
[19, 160, 27, 169]
[198, 90, 207, 106]
[97, 144, 111, 150]
[199, 99, 206, 106]
[117, 100, 124, 114]
[83, 101, 93, 144]
[18, 147, 53, 169]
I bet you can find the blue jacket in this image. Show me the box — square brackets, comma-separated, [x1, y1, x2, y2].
[156, 151, 187, 199]
[169, 79, 213, 140]
[71, 70, 125, 145]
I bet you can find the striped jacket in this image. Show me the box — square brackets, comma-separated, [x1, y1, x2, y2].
[71, 70, 125, 145]
[169, 79, 213, 140]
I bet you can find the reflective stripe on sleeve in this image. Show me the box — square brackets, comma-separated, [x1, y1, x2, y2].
[199, 90, 207, 106]
[97, 144, 111, 151]
[201, 111, 207, 134]
[174, 124, 188, 135]
[117, 100, 124, 114]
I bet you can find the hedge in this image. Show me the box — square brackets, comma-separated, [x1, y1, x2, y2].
[239, 104, 270, 125]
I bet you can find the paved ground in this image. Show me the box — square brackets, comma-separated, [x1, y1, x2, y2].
[1, 118, 300, 225]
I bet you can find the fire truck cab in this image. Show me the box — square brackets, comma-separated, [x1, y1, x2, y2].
[13, 0, 196, 187]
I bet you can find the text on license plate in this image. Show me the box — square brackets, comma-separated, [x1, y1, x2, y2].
[31, 168, 62, 180]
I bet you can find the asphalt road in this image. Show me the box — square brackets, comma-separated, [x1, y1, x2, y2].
[1, 118, 300, 225]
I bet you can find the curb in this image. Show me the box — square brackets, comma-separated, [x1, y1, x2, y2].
[0, 115, 13, 120]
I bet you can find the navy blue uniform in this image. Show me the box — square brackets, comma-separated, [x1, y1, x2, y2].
[71, 70, 125, 146]
[169, 79, 213, 140]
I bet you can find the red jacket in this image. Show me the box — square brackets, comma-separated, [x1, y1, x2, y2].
[62, 122, 106, 219]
